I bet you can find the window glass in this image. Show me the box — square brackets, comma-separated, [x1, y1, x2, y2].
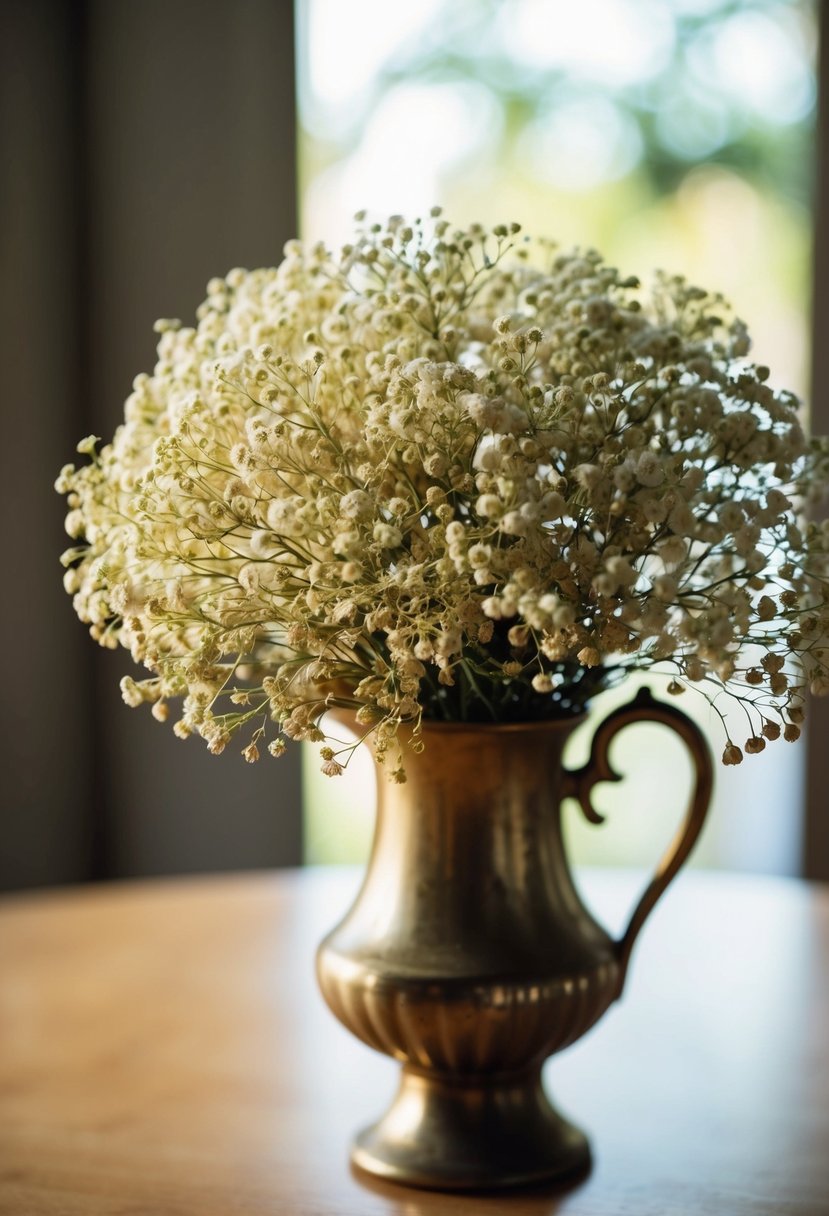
[297, 0, 817, 874]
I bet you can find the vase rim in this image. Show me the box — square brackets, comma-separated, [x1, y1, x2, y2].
[415, 712, 587, 735]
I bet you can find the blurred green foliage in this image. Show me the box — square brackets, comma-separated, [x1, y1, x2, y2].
[298, 0, 816, 873]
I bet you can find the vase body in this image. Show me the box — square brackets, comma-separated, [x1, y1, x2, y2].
[316, 690, 712, 1191]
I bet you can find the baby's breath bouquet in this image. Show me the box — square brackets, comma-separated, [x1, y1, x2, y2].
[58, 212, 829, 779]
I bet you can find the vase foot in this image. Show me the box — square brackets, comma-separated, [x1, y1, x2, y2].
[351, 1066, 590, 1192]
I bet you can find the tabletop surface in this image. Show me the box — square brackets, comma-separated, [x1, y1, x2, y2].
[1, 866, 828, 1216]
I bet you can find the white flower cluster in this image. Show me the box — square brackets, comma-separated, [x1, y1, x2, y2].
[57, 212, 829, 776]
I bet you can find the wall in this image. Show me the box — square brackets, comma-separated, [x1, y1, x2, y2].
[0, 0, 302, 889]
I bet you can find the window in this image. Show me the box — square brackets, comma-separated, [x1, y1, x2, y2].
[297, 0, 818, 874]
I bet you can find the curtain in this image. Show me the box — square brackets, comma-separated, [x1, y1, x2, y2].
[806, 3, 829, 881]
[0, 0, 302, 889]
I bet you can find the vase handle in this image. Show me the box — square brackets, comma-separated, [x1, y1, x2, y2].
[562, 686, 713, 999]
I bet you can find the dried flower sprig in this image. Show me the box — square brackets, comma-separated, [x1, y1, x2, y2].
[57, 211, 829, 776]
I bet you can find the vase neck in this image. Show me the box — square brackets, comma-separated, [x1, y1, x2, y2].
[327, 716, 609, 979]
[378, 718, 582, 826]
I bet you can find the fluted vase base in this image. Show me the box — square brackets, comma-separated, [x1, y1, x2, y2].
[351, 1066, 590, 1192]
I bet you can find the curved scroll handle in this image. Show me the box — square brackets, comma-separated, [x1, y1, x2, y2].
[562, 686, 713, 999]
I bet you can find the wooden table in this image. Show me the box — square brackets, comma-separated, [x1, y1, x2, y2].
[1, 868, 827, 1215]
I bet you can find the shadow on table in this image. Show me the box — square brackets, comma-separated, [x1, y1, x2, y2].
[350, 1159, 592, 1213]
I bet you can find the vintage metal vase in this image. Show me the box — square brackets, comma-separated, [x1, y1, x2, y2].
[316, 687, 712, 1191]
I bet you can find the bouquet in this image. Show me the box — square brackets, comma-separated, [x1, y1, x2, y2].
[57, 211, 829, 779]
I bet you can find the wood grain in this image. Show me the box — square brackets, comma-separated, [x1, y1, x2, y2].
[0, 868, 827, 1215]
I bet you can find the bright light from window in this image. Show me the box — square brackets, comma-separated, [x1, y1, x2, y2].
[306, 81, 501, 239]
[710, 11, 815, 124]
[303, 0, 443, 122]
[298, 0, 816, 876]
[520, 96, 644, 190]
[500, 0, 675, 84]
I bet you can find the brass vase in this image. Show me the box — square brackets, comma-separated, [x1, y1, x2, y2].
[316, 687, 712, 1191]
